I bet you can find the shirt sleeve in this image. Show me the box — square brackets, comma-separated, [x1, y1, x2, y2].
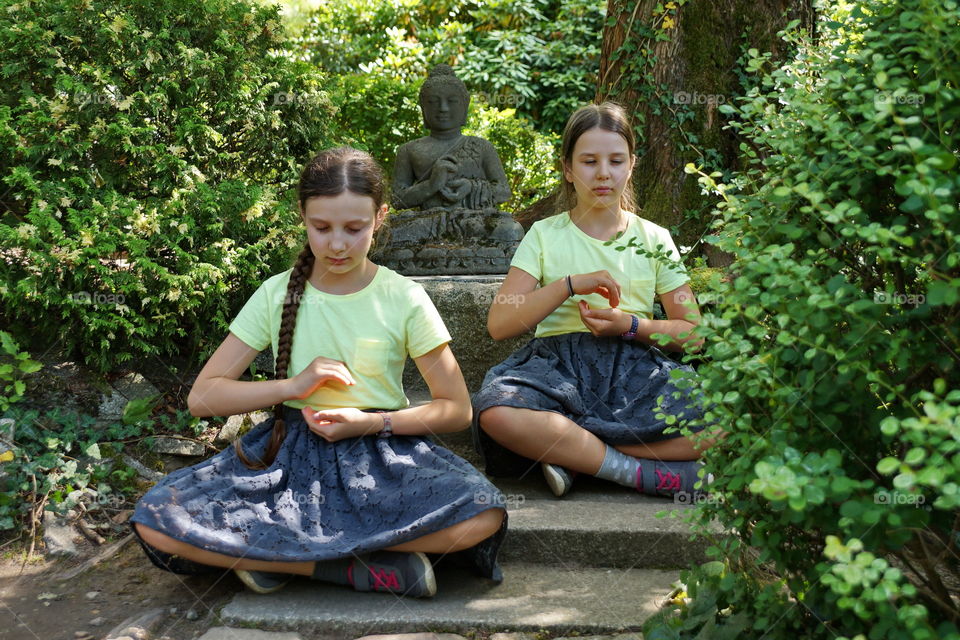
[228, 283, 273, 352]
[653, 229, 691, 294]
[405, 285, 453, 358]
[509, 223, 543, 281]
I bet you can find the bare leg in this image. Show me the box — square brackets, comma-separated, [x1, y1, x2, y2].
[478, 406, 606, 474]
[615, 428, 721, 461]
[133, 508, 505, 575]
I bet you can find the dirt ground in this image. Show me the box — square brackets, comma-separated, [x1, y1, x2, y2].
[1, 352, 245, 640]
[0, 535, 240, 640]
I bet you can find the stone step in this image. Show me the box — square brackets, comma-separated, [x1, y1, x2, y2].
[415, 393, 712, 570]
[219, 562, 679, 637]
[494, 479, 709, 569]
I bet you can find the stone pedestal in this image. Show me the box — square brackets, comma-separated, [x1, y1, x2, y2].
[372, 209, 524, 276]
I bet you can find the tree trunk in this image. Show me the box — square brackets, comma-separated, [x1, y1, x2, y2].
[591, 0, 815, 267]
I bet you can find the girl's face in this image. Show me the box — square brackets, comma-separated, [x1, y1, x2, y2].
[563, 127, 634, 210]
[300, 192, 386, 279]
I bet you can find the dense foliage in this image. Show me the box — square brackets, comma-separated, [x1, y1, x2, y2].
[0, 0, 336, 372]
[645, 1, 960, 638]
[293, 0, 605, 135]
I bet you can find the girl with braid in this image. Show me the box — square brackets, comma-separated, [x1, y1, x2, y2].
[131, 147, 507, 598]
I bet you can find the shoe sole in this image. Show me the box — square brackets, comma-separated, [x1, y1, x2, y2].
[542, 463, 571, 497]
[408, 551, 437, 598]
[234, 569, 289, 595]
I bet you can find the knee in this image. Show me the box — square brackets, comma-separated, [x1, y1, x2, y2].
[458, 508, 505, 550]
[478, 406, 522, 440]
[134, 523, 180, 555]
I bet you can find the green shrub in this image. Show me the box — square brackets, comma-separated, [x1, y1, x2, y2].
[0, 332, 41, 412]
[294, 0, 605, 134]
[0, 0, 337, 372]
[0, 404, 201, 533]
[464, 103, 560, 213]
[648, 1, 960, 638]
[325, 73, 424, 176]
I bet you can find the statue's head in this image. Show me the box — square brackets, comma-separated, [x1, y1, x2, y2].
[419, 65, 470, 132]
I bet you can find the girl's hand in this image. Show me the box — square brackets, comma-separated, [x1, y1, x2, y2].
[570, 271, 622, 308]
[301, 407, 381, 442]
[287, 356, 356, 401]
[578, 300, 633, 337]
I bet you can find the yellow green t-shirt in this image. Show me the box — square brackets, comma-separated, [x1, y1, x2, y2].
[510, 212, 690, 337]
[228, 266, 451, 411]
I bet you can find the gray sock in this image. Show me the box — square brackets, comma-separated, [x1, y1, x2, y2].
[594, 445, 642, 489]
[311, 557, 354, 585]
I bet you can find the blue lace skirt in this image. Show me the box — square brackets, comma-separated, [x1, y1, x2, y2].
[472, 333, 705, 476]
[131, 407, 505, 579]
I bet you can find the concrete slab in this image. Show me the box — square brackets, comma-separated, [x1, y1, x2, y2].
[219, 563, 678, 636]
[502, 494, 709, 569]
[198, 628, 303, 640]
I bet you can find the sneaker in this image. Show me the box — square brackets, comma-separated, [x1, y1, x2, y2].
[542, 462, 574, 497]
[636, 460, 708, 498]
[234, 569, 293, 594]
[349, 551, 436, 598]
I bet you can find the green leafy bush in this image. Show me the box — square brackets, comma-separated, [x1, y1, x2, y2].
[647, 1, 960, 638]
[0, 332, 41, 412]
[294, 0, 605, 134]
[0, 403, 203, 533]
[0, 0, 337, 372]
[465, 103, 560, 213]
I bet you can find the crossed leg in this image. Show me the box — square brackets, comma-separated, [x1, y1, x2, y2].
[134, 507, 505, 576]
[478, 405, 707, 474]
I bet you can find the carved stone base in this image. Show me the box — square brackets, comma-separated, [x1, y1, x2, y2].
[372, 208, 524, 276]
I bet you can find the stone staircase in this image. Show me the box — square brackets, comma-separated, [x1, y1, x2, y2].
[220, 276, 707, 637]
[219, 393, 706, 638]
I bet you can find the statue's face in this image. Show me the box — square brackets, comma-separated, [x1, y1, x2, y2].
[421, 86, 468, 132]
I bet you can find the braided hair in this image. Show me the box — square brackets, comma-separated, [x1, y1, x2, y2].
[235, 147, 386, 469]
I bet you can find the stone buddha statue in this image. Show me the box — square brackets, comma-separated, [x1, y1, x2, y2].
[393, 66, 511, 211]
[374, 65, 524, 275]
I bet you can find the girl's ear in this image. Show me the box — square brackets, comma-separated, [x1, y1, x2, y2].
[373, 204, 388, 230]
[561, 160, 573, 184]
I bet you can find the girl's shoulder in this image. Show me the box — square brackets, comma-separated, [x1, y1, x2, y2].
[371, 265, 429, 298]
[528, 211, 573, 233]
[625, 212, 675, 241]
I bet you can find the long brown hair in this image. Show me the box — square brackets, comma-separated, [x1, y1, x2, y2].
[235, 147, 386, 469]
[558, 101, 637, 214]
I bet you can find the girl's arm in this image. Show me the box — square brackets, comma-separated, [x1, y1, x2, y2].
[390, 342, 472, 435]
[577, 283, 704, 352]
[487, 267, 622, 340]
[302, 343, 472, 440]
[187, 333, 355, 417]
